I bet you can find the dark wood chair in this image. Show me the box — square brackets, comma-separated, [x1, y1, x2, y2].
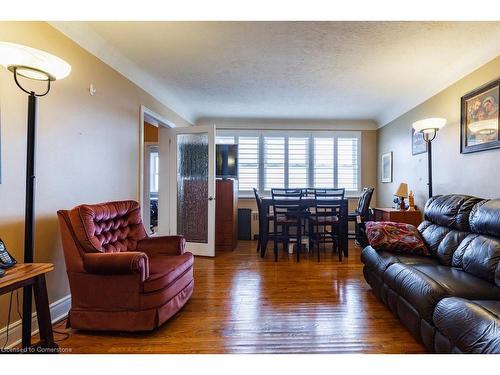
[253, 188, 274, 253]
[348, 187, 374, 246]
[271, 188, 304, 262]
[308, 188, 345, 262]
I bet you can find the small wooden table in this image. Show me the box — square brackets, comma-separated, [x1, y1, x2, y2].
[0, 263, 56, 351]
[372, 208, 423, 227]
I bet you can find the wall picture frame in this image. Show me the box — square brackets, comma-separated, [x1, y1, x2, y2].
[381, 151, 393, 183]
[412, 128, 427, 155]
[461, 78, 500, 154]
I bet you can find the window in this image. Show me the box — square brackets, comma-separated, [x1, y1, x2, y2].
[238, 137, 259, 191]
[263, 136, 285, 190]
[216, 130, 361, 196]
[314, 137, 334, 188]
[288, 137, 309, 188]
[149, 149, 159, 194]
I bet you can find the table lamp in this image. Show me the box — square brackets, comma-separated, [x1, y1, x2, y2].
[394, 182, 408, 210]
[0, 41, 71, 348]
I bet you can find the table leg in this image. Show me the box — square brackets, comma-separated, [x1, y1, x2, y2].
[340, 200, 348, 257]
[33, 275, 57, 349]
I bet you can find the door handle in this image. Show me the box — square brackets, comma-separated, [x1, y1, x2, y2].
[208, 196, 215, 201]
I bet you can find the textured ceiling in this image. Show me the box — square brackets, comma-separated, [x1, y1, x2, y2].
[52, 21, 500, 126]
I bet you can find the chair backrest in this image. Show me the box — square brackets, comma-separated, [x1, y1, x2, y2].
[302, 188, 316, 197]
[61, 200, 148, 254]
[253, 187, 262, 213]
[314, 188, 344, 216]
[356, 187, 375, 217]
[271, 188, 303, 217]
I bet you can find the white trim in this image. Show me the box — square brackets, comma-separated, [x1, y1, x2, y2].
[0, 294, 71, 349]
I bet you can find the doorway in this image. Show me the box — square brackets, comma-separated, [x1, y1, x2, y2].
[139, 105, 173, 235]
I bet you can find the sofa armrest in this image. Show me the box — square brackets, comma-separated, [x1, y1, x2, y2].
[83, 252, 149, 281]
[137, 235, 186, 256]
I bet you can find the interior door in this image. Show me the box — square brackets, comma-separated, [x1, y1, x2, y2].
[158, 124, 216, 257]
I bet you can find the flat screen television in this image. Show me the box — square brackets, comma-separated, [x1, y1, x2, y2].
[216, 144, 238, 178]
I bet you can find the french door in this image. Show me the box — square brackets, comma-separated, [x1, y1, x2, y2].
[158, 124, 216, 257]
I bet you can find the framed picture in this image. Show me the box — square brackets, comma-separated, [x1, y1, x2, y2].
[381, 152, 393, 183]
[412, 128, 427, 155]
[461, 78, 499, 154]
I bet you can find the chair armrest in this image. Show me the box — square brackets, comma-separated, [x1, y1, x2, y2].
[82, 252, 149, 282]
[137, 235, 186, 256]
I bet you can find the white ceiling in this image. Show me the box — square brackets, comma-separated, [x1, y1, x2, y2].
[51, 21, 500, 126]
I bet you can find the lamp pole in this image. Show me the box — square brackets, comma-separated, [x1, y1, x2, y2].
[22, 91, 38, 347]
[426, 136, 433, 198]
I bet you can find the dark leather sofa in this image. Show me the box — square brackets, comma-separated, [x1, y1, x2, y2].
[361, 194, 500, 353]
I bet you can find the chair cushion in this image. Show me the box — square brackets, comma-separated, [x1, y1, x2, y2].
[361, 246, 438, 275]
[434, 297, 500, 353]
[309, 215, 339, 225]
[365, 221, 430, 256]
[384, 263, 500, 322]
[143, 252, 194, 293]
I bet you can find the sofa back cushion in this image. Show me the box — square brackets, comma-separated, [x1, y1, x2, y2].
[418, 195, 482, 265]
[68, 200, 148, 253]
[452, 199, 500, 285]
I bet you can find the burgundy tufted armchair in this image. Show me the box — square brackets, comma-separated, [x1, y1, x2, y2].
[57, 200, 194, 331]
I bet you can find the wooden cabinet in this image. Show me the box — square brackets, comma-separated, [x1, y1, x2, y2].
[372, 208, 423, 227]
[215, 179, 238, 251]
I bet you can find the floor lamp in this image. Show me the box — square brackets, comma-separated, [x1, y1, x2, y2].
[0, 42, 71, 348]
[412, 118, 446, 198]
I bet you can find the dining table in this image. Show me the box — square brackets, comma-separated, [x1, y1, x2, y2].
[259, 197, 349, 258]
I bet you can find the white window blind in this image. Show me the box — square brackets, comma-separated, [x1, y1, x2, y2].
[216, 130, 361, 196]
[238, 136, 259, 191]
[264, 136, 285, 190]
[314, 137, 334, 188]
[337, 137, 359, 191]
[288, 137, 309, 188]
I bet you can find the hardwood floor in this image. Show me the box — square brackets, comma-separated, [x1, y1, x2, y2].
[54, 241, 425, 353]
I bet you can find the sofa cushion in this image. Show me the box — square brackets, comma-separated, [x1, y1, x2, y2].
[361, 246, 438, 275]
[451, 233, 500, 285]
[143, 252, 194, 293]
[418, 222, 469, 265]
[470, 199, 500, 237]
[384, 263, 500, 322]
[365, 221, 430, 256]
[433, 297, 500, 354]
[423, 195, 483, 232]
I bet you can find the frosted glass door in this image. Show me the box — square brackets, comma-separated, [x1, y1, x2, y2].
[167, 124, 215, 257]
[176, 133, 209, 243]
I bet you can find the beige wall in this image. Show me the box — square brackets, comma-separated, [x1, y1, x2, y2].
[377, 56, 500, 210]
[0, 22, 191, 329]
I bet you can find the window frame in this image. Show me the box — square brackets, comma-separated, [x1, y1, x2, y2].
[216, 129, 362, 198]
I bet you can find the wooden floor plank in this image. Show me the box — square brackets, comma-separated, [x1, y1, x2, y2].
[55, 240, 425, 354]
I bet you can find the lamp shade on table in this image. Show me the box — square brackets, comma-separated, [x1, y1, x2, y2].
[394, 183, 408, 198]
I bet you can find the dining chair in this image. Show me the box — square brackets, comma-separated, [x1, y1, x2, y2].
[271, 188, 304, 262]
[308, 188, 344, 262]
[348, 187, 374, 246]
[253, 188, 274, 253]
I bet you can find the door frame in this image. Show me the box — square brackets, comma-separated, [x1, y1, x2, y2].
[138, 105, 175, 232]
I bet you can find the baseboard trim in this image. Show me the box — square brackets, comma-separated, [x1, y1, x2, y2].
[0, 294, 71, 349]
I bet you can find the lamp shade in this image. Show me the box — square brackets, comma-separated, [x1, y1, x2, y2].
[468, 119, 497, 135]
[394, 183, 408, 198]
[412, 118, 447, 133]
[0, 42, 71, 81]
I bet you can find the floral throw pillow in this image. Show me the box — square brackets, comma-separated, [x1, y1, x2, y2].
[365, 221, 430, 256]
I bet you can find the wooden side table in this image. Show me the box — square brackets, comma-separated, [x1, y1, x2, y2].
[372, 208, 423, 227]
[0, 263, 57, 352]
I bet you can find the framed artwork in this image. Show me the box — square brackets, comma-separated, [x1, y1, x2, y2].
[381, 152, 393, 183]
[412, 128, 427, 155]
[461, 78, 499, 154]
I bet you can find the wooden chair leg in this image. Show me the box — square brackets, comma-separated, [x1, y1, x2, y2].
[256, 236, 261, 252]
